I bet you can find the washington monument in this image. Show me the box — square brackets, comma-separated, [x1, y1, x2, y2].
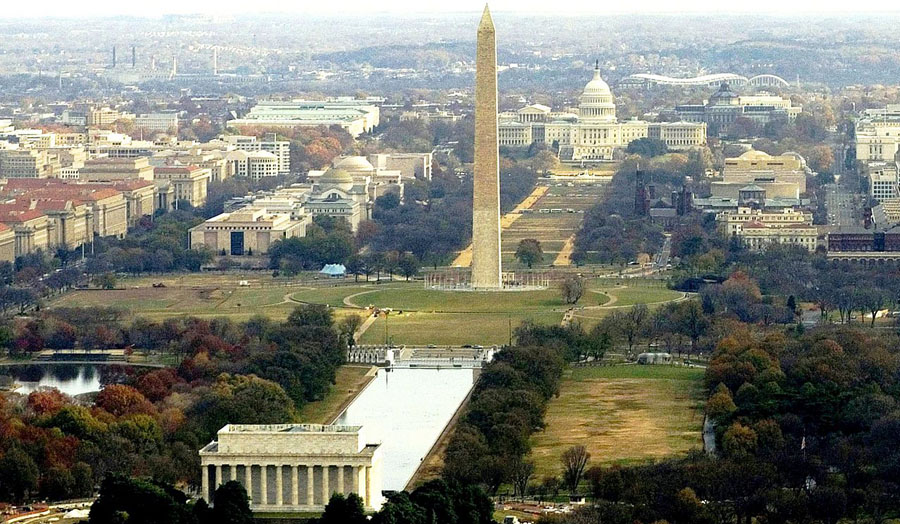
[471, 4, 502, 289]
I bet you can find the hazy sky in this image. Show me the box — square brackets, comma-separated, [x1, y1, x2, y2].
[4, 0, 900, 18]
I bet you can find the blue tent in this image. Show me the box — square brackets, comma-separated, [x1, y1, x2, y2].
[320, 264, 346, 278]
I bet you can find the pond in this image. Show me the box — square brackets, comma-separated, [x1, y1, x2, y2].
[334, 367, 476, 491]
[1, 364, 107, 397]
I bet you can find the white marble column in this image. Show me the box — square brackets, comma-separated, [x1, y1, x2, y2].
[337, 466, 344, 495]
[291, 466, 299, 506]
[201, 464, 209, 502]
[260, 465, 268, 505]
[306, 466, 314, 505]
[244, 465, 252, 498]
[215, 465, 223, 489]
[365, 466, 372, 507]
[276, 465, 283, 506]
[321, 465, 330, 504]
[352, 466, 360, 497]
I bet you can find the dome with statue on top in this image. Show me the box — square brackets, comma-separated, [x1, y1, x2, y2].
[578, 60, 617, 122]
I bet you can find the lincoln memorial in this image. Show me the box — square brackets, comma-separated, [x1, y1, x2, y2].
[198, 424, 384, 513]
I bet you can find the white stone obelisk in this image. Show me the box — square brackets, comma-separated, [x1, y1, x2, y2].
[471, 4, 502, 289]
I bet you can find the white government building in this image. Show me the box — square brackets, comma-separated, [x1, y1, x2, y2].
[228, 99, 381, 138]
[498, 64, 707, 161]
[856, 105, 900, 164]
[199, 424, 384, 513]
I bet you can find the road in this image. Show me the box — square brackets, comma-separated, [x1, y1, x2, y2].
[825, 184, 858, 228]
[653, 234, 672, 270]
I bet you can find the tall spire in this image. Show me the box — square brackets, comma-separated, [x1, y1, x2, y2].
[472, 2, 502, 289]
[595, 59, 599, 70]
[479, 4, 494, 32]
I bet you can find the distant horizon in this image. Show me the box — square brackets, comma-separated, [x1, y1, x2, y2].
[2, 0, 900, 19]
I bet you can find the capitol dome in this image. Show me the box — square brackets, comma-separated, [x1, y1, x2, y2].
[335, 156, 375, 172]
[578, 61, 617, 122]
[318, 167, 354, 191]
[583, 69, 611, 97]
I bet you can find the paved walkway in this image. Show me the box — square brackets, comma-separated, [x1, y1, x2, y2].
[451, 186, 549, 267]
[354, 313, 378, 340]
[552, 234, 577, 266]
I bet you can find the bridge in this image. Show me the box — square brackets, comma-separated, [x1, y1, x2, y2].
[748, 74, 791, 87]
[346, 345, 495, 369]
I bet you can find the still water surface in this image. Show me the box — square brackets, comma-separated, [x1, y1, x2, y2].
[335, 367, 476, 491]
[4, 364, 103, 396]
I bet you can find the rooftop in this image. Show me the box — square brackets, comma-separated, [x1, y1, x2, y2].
[221, 424, 363, 434]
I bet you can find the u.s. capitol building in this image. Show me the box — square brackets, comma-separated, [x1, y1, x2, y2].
[498, 64, 706, 162]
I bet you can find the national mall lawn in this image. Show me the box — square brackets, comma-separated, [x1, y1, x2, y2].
[529, 364, 706, 477]
[50, 272, 683, 347]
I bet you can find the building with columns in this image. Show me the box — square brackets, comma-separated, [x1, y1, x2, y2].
[198, 424, 383, 514]
[498, 64, 706, 161]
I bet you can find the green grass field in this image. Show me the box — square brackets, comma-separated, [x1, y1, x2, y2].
[297, 365, 375, 424]
[51, 284, 302, 321]
[49, 275, 688, 346]
[530, 364, 705, 477]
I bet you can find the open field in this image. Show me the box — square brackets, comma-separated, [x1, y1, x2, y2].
[359, 310, 565, 346]
[49, 275, 687, 345]
[51, 282, 302, 321]
[297, 365, 376, 424]
[530, 365, 705, 477]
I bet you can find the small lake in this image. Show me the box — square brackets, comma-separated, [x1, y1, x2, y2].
[335, 367, 476, 491]
[1, 364, 104, 397]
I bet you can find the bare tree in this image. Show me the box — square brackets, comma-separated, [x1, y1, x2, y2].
[511, 458, 535, 500]
[621, 304, 649, 355]
[560, 276, 586, 305]
[338, 314, 363, 347]
[561, 445, 590, 494]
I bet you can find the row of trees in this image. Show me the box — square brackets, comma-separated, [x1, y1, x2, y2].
[443, 323, 597, 493]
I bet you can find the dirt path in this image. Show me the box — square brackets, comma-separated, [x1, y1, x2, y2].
[451, 186, 549, 267]
[342, 288, 380, 308]
[552, 234, 577, 266]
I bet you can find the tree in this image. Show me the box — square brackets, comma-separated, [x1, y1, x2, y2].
[621, 304, 649, 355]
[338, 314, 363, 348]
[511, 458, 535, 500]
[530, 149, 559, 175]
[0, 448, 39, 503]
[626, 137, 669, 158]
[95, 384, 155, 417]
[722, 422, 758, 458]
[211, 481, 253, 524]
[345, 255, 364, 282]
[319, 493, 367, 524]
[858, 287, 887, 327]
[515, 239, 543, 269]
[707, 383, 738, 421]
[42, 466, 76, 501]
[672, 300, 709, 354]
[560, 276, 585, 305]
[397, 253, 420, 281]
[88, 475, 196, 524]
[561, 445, 590, 494]
[807, 145, 835, 174]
